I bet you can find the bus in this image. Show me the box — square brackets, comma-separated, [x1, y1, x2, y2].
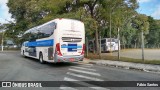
[101, 38, 116, 52]
[21, 18, 85, 63]
[89, 38, 120, 52]
[114, 39, 120, 51]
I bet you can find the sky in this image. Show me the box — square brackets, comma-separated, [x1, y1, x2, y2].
[0, 0, 160, 24]
[137, 0, 160, 20]
[0, 0, 14, 24]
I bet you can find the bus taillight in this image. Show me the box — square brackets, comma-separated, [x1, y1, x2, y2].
[56, 43, 62, 56]
[81, 44, 85, 55]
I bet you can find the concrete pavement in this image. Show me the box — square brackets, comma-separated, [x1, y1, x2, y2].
[83, 58, 160, 73]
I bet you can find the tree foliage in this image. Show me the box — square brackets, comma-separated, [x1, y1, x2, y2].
[4, 0, 160, 49]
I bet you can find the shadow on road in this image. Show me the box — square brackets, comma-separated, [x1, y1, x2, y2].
[23, 56, 81, 68]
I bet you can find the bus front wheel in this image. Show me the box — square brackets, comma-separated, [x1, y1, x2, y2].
[39, 52, 45, 64]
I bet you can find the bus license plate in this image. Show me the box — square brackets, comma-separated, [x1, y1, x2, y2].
[70, 58, 75, 62]
[68, 44, 77, 52]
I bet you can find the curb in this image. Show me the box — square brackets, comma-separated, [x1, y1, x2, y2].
[84, 59, 160, 74]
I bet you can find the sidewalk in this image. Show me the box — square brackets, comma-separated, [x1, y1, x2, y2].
[83, 58, 160, 73]
[0, 50, 20, 52]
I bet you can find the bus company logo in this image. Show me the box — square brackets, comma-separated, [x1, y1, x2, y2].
[2, 82, 11, 87]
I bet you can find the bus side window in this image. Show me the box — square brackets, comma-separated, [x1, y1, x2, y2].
[24, 21, 57, 40]
[38, 22, 56, 38]
[49, 22, 56, 35]
[53, 22, 57, 30]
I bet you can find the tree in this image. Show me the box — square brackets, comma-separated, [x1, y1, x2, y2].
[0, 24, 5, 45]
[146, 16, 160, 48]
[7, 0, 70, 44]
[7, 0, 160, 53]
[132, 14, 149, 48]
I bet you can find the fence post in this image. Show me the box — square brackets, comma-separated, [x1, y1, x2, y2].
[99, 36, 101, 59]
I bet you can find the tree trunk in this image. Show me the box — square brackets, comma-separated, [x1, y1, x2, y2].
[93, 41, 95, 54]
[95, 29, 99, 55]
[118, 27, 120, 60]
[134, 42, 137, 48]
[141, 30, 144, 61]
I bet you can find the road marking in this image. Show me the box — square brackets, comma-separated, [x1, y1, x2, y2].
[67, 72, 104, 81]
[91, 87, 110, 90]
[64, 77, 78, 81]
[64, 77, 109, 90]
[69, 68, 101, 76]
[60, 85, 78, 90]
[79, 64, 94, 68]
[79, 65, 92, 68]
[71, 66, 96, 71]
[84, 64, 93, 66]
[85, 64, 93, 66]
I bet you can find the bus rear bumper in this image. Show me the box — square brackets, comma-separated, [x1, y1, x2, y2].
[55, 55, 84, 63]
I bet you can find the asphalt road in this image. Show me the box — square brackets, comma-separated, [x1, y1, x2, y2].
[0, 51, 160, 90]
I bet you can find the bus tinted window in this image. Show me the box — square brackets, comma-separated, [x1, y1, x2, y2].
[23, 22, 56, 41]
[38, 22, 56, 38]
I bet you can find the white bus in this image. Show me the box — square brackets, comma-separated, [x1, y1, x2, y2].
[101, 38, 116, 52]
[114, 39, 120, 51]
[88, 38, 120, 52]
[21, 18, 85, 63]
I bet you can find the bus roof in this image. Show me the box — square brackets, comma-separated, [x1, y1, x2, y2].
[24, 18, 83, 35]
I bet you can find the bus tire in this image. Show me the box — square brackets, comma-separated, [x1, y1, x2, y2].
[23, 50, 26, 58]
[39, 52, 45, 64]
[23, 50, 24, 56]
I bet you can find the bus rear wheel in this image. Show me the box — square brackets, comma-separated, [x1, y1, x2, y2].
[39, 53, 45, 64]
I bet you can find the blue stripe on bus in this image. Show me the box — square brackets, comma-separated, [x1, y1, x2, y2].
[25, 39, 54, 47]
[61, 46, 82, 48]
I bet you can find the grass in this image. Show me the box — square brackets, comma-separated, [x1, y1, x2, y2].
[85, 53, 160, 65]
